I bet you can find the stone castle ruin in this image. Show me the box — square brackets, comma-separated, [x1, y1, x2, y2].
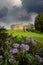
[11, 24, 34, 31]
[11, 24, 23, 30]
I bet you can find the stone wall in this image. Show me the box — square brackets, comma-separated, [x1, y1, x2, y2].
[11, 24, 34, 31]
[11, 24, 23, 30]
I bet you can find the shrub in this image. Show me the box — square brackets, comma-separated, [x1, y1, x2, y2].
[0, 31, 43, 65]
[35, 13, 43, 32]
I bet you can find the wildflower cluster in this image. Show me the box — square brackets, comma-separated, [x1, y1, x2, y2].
[0, 37, 43, 65]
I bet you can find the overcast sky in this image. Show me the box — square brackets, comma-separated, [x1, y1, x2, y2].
[0, 0, 43, 29]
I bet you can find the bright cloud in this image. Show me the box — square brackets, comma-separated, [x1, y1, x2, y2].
[11, 0, 22, 7]
[0, 0, 22, 9]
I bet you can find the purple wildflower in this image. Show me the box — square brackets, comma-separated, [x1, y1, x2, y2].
[13, 43, 19, 48]
[26, 37, 36, 45]
[10, 48, 18, 54]
[31, 39, 36, 44]
[9, 56, 16, 62]
[9, 49, 13, 53]
[12, 48, 18, 54]
[6, 40, 12, 45]
[0, 48, 4, 51]
[0, 55, 3, 60]
[20, 44, 25, 48]
[20, 44, 29, 52]
[35, 55, 43, 63]
[26, 38, 31, 43]
[25, 45, 29, 51]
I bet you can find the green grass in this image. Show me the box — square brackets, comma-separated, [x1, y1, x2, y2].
[8, 30, 43, 44]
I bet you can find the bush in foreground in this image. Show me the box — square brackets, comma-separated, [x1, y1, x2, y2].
[0, 27, 43, 65]
[0, 37, 43, 65]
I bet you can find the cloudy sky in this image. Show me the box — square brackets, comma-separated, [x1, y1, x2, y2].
[0, 0, 43, 29]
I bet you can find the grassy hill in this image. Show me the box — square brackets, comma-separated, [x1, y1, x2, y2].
[8, 30, 43, 44]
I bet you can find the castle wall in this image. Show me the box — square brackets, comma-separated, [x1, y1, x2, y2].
[11, 24, 23, 30]
[11, 24, 34, 31]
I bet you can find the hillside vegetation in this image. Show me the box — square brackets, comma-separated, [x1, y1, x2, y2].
[8, 30, 43, 44]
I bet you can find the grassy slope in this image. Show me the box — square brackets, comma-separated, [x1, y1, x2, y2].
[8, 30, 43, 44]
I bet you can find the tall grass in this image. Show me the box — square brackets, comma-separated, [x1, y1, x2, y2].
[8, 30, 43, 44]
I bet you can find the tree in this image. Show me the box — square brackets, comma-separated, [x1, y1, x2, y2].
[0, 27, 8, 47]
[35, 13, 43, 32]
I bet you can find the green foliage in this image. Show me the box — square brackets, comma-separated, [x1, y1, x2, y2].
[0, 27, 43, 65]
[0, 27, 8, 47]
[10, 35, 27, 44]
[18, 52, 31, 65]
[35, 13, 43, 32]
[0, 60, 3, 65]
[8, 30, 43, 44]
[34, 43, 43, 56]
[29, 42, 43, 56]
[8, 60, 19, 65]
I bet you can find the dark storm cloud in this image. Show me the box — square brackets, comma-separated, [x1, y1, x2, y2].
[0, 6, 30, 22]
[11, 6, 31, 21]
[0, 7, 8, 18]
[0, 0, 43, 21]
[0, 0, 43, 29]
[22, 0, 43, 13]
